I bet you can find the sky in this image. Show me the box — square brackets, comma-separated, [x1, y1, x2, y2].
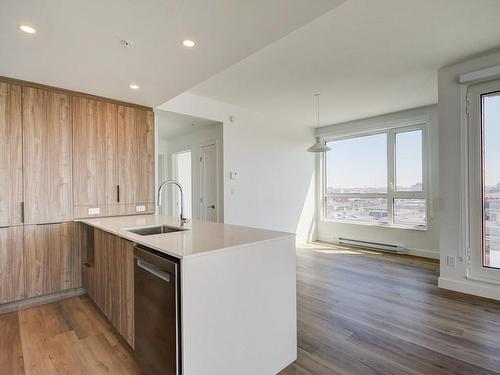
[325, 93, 500, 191]
[326, 131, 422, 190]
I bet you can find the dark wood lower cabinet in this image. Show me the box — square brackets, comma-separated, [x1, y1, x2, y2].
[92, 228, 134, 347]
[0, 226, 24, 304]
[24, 222, 80, 298]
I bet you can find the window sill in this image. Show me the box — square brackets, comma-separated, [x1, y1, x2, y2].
[320, 218, 428, 232]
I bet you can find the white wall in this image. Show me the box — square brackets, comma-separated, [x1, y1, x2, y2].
[156, 115, 224, 222]
[315, 105, 440, 259]
[438, 48, 500, 300]
[158, 93, 316, 243]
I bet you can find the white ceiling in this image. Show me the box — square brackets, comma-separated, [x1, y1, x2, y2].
[189, 0, 500, 126]
[157, 110, 220, 140]
[0, 0, 345, 107]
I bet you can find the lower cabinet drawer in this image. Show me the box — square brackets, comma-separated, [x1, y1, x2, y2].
[24, 222, 79, 298]
[0, 226, 25, 304]
[90, 228, 135, 348]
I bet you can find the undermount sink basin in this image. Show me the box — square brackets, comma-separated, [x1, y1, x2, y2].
[127, 225, 187, 236]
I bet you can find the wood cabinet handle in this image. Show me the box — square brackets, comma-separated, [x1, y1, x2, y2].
[117, 185, 120, 203]
[21, 202, 24, 223]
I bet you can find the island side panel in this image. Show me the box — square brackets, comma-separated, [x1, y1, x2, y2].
[180, 236, 297, 375]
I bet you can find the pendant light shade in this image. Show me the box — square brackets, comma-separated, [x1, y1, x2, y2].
[307, 136, 332, 152]
[307, 94, 331, 153]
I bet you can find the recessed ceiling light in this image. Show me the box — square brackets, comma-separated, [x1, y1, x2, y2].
[129, 84, 139, 90]
[182, 40, 195, 48]
[19, 25, 36, 34]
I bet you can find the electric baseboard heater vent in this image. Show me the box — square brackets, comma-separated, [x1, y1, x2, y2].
[336, 237, 406, 253]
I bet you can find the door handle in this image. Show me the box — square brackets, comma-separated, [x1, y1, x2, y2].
[207, 204, 216, 209]
[136, 259, 171, 283]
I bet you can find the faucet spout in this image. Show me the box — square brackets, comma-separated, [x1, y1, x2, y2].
[157, 180, 188, 224]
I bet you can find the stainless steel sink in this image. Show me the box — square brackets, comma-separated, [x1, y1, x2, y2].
[127, 225, 187, 236]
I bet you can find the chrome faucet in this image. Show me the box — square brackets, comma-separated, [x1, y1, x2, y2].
[157, 180, 188, 224]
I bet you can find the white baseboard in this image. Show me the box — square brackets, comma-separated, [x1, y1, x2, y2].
[406, 247, 439, 260]
[438, 277, 500, 301]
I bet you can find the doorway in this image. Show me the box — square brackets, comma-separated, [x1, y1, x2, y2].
[156, 110, 223, 222]
[174, 150, 192, 219]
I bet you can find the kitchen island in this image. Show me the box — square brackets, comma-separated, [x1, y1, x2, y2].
[79, 214, 297, 375]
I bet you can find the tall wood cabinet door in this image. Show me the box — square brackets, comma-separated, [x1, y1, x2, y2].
[0, 83, 23, 226]
[117, 106, 155, 204]
[23, 87, 73, 224]
[73, 97, 118, 207]
[0, 226, 24, 304]
[24, 223, 78, 298]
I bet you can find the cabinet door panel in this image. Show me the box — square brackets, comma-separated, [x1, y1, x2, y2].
[0, 226, 24, 303]
[117, 106, 154, 204]
[0, 83, 23, 226]
[73, 97, 118, 207]
[92, 229, 134, 347]
[23, 87, 73, 224]
[24, 223, 78, 298]
[115, 237, 134, 347]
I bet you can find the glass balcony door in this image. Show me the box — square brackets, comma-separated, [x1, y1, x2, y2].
[468, 79, 500, 280]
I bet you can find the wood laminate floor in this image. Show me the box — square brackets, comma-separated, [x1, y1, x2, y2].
[1, 242, 500, 375]
[280, 243, 500, 375]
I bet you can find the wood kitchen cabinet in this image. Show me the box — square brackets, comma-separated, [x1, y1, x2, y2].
[23, 87, 73, 224]
[0, 82, 23, 227]
[24, 223, 80, 298]
[93, 228, 134, 347]
[0, 226, 24, 304]
[118, 105, 155, 206]
[73, 97, 118, 208]
[73, 100, 155, 218]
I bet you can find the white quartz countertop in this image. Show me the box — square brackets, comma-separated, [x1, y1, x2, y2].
[78, 214, 294, 259]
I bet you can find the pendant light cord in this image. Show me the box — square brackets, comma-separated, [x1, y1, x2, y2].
[315, 93, 320, 130]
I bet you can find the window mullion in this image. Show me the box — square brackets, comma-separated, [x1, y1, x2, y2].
[387, 131, 395, 225]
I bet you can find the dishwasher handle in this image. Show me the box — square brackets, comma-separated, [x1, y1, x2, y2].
[136, 258, 171, 283]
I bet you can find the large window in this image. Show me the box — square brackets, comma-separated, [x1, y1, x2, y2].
[323, 126, 427, 228]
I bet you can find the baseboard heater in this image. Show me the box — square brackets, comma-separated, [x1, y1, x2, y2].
[336, 237, 406, 253]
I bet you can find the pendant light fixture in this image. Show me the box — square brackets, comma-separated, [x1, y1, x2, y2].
[307, 94, 331, 153]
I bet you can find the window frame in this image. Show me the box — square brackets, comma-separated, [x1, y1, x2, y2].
[467, 79, 500, 282]
[321, 123, 429, 230]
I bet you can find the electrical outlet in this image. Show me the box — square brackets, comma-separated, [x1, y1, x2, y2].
[88, 207, 100, 215]
[136, 205, 146, 213]
[446, 256, 456, 267]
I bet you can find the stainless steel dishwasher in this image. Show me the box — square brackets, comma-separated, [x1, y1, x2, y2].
[134, 245, 180, 375]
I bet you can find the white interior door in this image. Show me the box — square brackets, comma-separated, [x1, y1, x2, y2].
[468, 79, 500, 282]
[200, 143, 218, 222]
